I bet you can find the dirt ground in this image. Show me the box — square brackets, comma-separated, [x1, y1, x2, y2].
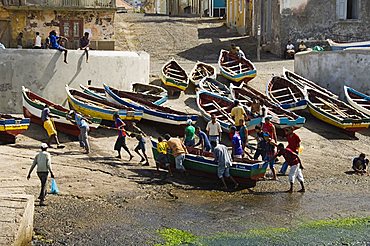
[2, 13, 369, 245]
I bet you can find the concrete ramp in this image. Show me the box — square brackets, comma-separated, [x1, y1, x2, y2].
[0, 49, 150, 113]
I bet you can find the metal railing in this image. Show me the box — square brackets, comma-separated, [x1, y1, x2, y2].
[2, 0, 116, 8]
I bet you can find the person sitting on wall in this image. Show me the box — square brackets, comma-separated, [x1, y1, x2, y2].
[79, 32, 90, 63]
[49, 30, 68, 64]
[298, 41, 307, 52]
[285, 40, 295, 59]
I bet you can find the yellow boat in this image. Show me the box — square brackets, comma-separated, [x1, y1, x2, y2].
[160, 58, 189, 91]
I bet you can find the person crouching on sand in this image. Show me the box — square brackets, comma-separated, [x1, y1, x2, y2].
[275, 143, 305, 193]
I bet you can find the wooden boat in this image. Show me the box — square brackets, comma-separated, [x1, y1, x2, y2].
[189, 61, 216, 86]
[266, 76, 307, 111]
[230, 83, 306, 129]
[344, 86, 370, 116]
[198, 77, 231, 98]
[0, 114, 30, 144]
[132, 83, 168, 105]
[103, 84, 198, 128]
[327, 39, 370, 51]
[218, 49, 256, 83]
[22, 86, 101, 137]
[66, 85, 143, 122]
[160, 59, 189, 91]
[306, 88, 370, 132]
[196, 90, 262, 133]
[151, 139, 268, 186]
[283, 68, 338, 98]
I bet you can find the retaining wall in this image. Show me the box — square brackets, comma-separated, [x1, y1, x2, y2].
[0, 49, 150, 113]
[294, 49, 370, 99]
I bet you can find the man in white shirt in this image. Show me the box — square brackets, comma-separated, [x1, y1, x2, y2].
[206, 114, 222, 150]
[34, 32, 42, 49]
[286, 40, 295, 58]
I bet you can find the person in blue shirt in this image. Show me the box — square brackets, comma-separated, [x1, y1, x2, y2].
[194, 126, 211, 153]
[49, 30, 68, 63]
[67, 110, 90, 154]
[230, 126, 243, 159]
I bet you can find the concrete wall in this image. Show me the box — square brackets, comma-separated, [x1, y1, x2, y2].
[294, 49, 370, 99]
[0, 49, 150, 113]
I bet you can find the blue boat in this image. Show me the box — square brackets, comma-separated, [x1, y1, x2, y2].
[327, 39, 370, 51]
[103, 84, 198, 127]
[0, 114, 30, 144]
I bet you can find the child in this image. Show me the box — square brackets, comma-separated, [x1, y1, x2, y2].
[239, 119, 249, 156]
[130, 132, 149, 166]
[263, 132, 277, 180]
[253, 125, 266, 160]
[156, 137, 173, 176]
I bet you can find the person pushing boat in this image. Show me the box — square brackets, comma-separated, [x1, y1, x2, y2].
[41, 104, 64, 149]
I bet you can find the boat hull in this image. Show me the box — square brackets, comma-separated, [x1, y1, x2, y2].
[161, 59, 189, 91]
[0, 117, 30, 144]
[327, 39, 370, 51]
[344, 86, 370, 116]
[189, 62, 217, 86]
[132, 83, 168, 105]
[151, 140, 267, 186]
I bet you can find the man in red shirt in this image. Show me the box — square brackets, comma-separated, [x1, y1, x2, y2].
[262, 116, 277, 141]
[278, 127, 301, 175]
[275, 143, 305, 193]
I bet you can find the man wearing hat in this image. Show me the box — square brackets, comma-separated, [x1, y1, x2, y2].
[184, 119, 195, 147]
[230, 100, 248, 131]
[27, 143, 55, 206]
[67, 110, 90, 154]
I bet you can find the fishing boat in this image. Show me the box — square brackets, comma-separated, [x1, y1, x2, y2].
[66, 85, 143, 122]
[218, 49, 256, 83]
[22, 86, 101, 137]
[0, 114, 30, 144]
[160, 59, 189, 91]
[283, 68, 338, 98]
[327, 39, 370, 51]
[306, 88, 370, 132]
[151, 139, 268, 186]
[266, 76, 307, 111]
[198, 77, 231, 98]
[103, 84, 198, 128]
[344, 86, 370, 116]
[132, 83, 168, 105]
[80, 84, 164, 107]
[230, 83, 306, 129]
[189, 61, 217, 86]
[196, 90, 262, 132]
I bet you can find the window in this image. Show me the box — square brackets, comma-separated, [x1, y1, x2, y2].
[337, 0, 360, 20]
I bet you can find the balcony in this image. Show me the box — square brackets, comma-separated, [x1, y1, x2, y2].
[1, 0, 116, 9]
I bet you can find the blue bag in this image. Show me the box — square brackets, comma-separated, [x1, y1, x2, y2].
[50, 178, 59, 194]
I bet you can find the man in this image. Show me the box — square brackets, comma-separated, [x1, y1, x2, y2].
[230, 100, 247, 131]
[262, 115, 277, 141]
[212, 141, 239, 190]
[184, 119, 195, 147]
[194, 126, 211, 153]
[67, 110, 90, 154]
[156, 136, 173, 176]
[264, 132, 277, 180]
[279, 127, 301, 175]
[253, 125, 266, 160]
[165, 133, 188, 173]
[113, 113, 134, 160]
[298, 41, 307, 52]
[41, 105, 64, 149]
[275, 143, 305, 193]
[16, 32, 23, 49]
[250, 98, 261, 116]
[352, 153, 368, 175]
[49, 30, 68, 63]
[239, 119, 248, 155]
[230, 43, 246, 59]
[286, 40, 295, 59]
[79, 32, 90, 63]
[206, 114, 222, 150]
[34, 32, 42, 49]
[131, 132, 149, 166]
[230, 126, 243, 159]
[27, 143, 55, 206]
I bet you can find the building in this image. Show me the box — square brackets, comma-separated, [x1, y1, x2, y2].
[0, 0, 117, 49]
[250, 0, 370, 57]
[226, 0, 252, 35]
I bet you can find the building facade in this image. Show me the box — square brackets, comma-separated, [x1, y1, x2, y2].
[0, 0, 116, 49]
[226, 0, 252, 35]
[251, 0, 370, 57]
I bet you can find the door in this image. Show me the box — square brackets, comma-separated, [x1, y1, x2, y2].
[0, 20, 11, 48]
[60, 19, 83, 49]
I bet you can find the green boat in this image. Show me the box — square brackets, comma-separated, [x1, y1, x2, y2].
[151, 139, 268, 187]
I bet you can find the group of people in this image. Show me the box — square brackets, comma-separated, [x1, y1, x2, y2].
[14, 30, 91, 63]
[285, 40, 309, 59]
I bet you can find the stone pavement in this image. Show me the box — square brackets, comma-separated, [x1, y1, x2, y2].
[0, 145, 36, 246]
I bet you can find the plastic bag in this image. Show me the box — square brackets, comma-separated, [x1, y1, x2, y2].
[50, 178, 59, 194]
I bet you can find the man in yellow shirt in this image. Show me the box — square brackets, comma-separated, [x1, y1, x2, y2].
[230, 100, 248, 130]
[156, 136, 173, 176]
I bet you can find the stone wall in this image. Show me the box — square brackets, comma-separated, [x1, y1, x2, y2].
[294, 49, 370, 99]
[0, 8, 115, 48]
[0, 49, 150, 113]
